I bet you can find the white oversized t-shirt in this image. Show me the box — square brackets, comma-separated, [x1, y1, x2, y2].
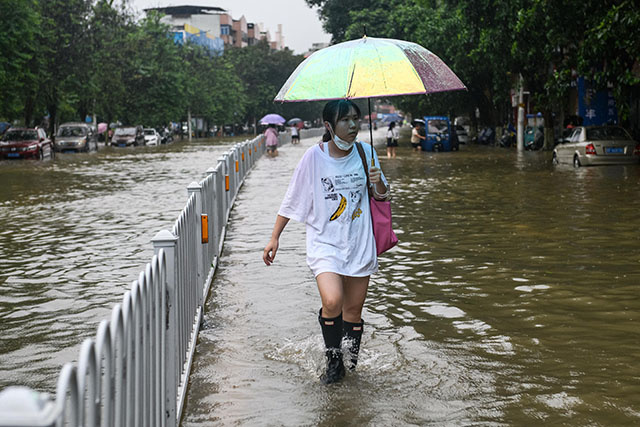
[278, 141, 387, 277]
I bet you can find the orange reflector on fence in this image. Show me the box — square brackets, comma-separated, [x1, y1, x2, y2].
[235, 160, 239, 172]
[242, 152, 245, 161]
[225, 175, 229, 191]
[201, 214, 209, 243]
[254, 146, 257, 153]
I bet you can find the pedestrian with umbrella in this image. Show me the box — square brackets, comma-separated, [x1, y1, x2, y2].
[260, 114, 285, 157]
[263, 99, 389, 383]
[263, 36, 465, 384]
[287, 118, 302, 145]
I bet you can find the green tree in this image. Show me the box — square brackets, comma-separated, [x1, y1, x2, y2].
[0, 0, 40, 122]
[181, 42, 247, 131]
[89, 0, 133, 128]
[36, 0, 93, 134]
[120, 12, 187, 127]
[512, 0, 588, 148]
[579, 0, 640, 125]
[225, 40, 322, 130]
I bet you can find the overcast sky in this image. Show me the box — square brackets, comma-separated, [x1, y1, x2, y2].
[130, 0, 331, 54]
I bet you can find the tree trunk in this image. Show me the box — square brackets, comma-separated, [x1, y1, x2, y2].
[542, 109, 555, 150]
[23, 95, 35, 127]
[47, 102, 57, 140]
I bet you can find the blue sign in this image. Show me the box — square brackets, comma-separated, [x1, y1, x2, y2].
[577, 77, 618, 126]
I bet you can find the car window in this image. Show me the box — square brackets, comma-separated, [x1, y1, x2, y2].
[144, 130, 155, 135]
[3, 130, 38, 141]
[569, 128, 581, 142]
[428, 120, 448, 134]
[58, 127, 87, 137]
[114, 127, 136, 135]
[586, 126, 630, 141]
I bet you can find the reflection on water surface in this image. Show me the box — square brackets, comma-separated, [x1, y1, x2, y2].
[1, 134, 639, 425]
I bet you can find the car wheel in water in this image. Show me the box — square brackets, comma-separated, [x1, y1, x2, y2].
[552, 153, 558, 165]
[433, 144, 440, 152]
[573, 155, 581, 168]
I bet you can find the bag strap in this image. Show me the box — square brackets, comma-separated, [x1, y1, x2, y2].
[355, 142, 373, 198]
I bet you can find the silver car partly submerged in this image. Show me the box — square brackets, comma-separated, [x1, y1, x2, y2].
[54, 122, 98, 152]
[552, 125, 640, 167]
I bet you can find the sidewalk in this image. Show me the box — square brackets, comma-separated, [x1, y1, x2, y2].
[182, 133, 324, 425]
[181, 130, 390, 425]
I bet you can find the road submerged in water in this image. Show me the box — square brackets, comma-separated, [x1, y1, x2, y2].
[0, 131, 639, 425]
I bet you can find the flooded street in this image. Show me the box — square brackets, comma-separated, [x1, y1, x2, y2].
[183, 132, 640, 426]
[1, 131, 639, 425]
[0, 139, 234, 390]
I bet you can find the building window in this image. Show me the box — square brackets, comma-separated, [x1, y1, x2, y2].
[221, 25, 230, 35]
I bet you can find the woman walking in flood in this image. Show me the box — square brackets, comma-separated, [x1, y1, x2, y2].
[263, 99, 390, 384]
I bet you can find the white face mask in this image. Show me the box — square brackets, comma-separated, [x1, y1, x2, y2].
[328, 124, 355, 151]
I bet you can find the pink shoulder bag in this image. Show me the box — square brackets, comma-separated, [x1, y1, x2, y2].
[355, 143, 398, 255]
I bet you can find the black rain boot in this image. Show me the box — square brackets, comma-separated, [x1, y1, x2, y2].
[318, 308, 345, 384]
[343, 319, 364, 370]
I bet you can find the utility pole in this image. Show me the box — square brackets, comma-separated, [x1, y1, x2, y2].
[517, 74, 525, 152]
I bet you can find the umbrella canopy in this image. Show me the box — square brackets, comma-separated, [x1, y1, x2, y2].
[97, 123, 107, 134]
[274, 36, 466, 102]
[380, 113, 402, 123]
[412, 118, 425, 124]
[259, 113, 286, 125]
[287, 117, 303, 125]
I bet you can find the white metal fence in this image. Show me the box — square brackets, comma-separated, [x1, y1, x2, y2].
[0, 129, 324, 427]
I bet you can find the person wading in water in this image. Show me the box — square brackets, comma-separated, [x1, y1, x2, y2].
[263, 99, 390, 384]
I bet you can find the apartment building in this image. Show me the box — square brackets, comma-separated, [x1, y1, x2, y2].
[145, 4, 285, 52]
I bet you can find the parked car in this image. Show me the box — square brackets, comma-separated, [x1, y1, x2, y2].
[552, 125, 640, 167]
[0, 127, 54, 160]
[55, 122, 98, 152]
[454, 116, 471, 136]
[455, 124, 469, 144]
[143, 128, 160, 146]
[554, 128, 573, 147]
[111, 126, 144, 147]
[421, 116, 458, 151]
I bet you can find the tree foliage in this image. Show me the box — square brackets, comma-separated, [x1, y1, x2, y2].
[0, 0, 311, 133]
[224, 40, 324, 126]
[0, 0, 40, 121]
[307, 0, 640, 141]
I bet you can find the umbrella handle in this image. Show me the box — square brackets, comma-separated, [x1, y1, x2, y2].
[367, 98, 375, 167]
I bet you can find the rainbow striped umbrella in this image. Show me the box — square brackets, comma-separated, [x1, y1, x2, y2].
[274, 37, 465, 160]
[274, 36, 466, 102]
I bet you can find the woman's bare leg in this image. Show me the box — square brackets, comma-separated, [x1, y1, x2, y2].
[316, 272, 344, 318]
[342, 275, 369, 322]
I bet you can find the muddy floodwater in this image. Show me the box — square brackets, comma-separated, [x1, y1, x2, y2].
[1, 131, 639, 425]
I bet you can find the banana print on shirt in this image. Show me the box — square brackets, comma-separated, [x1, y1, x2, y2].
[322, 173, 364, 223]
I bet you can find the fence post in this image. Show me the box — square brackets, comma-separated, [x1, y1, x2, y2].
[187, 182, 204, 308]
[152, 231, 178, 427]
[232, 146, 240, 193]
[205, 167, 219, 261]
[217, 155, 230, 222]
